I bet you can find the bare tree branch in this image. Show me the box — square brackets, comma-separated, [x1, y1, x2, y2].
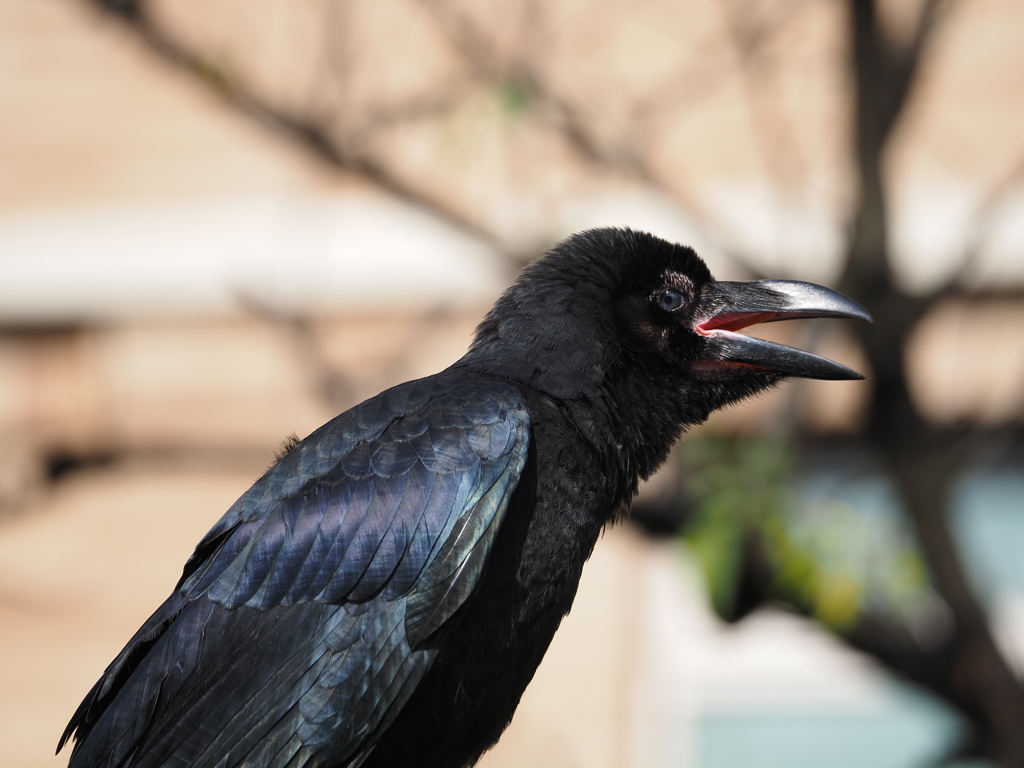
[238, 291, 461, 414]
[416, 0, 774, 276]
[942, 150, 1024, 295]
[87, 0, 530, 272]
[236, 292, 355, 411]
[717, 0, 817, 271]
[839, 0, 1024, 762]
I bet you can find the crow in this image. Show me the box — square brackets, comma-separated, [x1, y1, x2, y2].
[59, 228, 870, 768]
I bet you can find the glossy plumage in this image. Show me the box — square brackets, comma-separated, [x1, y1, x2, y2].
[62, 376, 529, 768]
[60, 228, 868, 768]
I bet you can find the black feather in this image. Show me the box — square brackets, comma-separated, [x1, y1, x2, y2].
[274, 432, 303, 464]
[63, 375, 529, 768]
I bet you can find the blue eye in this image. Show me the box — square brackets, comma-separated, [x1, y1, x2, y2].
[657, 289, 684, 311]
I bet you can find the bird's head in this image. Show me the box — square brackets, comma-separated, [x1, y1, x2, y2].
[464, 228, 870, 467]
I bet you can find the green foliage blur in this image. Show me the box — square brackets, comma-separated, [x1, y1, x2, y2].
[679, 435, 938, 634]
[497, 80, 532, 120]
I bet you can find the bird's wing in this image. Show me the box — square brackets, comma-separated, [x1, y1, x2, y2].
[60, 375, 530, 768]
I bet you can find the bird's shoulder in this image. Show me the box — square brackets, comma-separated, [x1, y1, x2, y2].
[60, 373, 532, 768]
[176, 372, 531, 614]
[256, 372, 529, 506]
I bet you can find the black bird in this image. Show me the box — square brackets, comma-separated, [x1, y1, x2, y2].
[59, 228, 870, 768]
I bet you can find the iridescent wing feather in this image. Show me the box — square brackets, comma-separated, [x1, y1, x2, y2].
[60, 374, 530, 768]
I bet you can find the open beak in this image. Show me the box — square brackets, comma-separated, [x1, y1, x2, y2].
[694, 280, 872, 380]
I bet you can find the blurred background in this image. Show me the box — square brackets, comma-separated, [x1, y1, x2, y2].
[1, 0, 1023, 766]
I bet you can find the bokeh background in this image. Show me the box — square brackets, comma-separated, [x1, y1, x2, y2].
[2, 0, 1023, 766]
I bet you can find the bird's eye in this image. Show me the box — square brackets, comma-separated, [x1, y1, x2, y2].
[656, 289, 685, 311]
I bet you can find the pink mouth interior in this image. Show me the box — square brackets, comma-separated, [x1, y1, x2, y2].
[695, 312, 781, 336]
[695, 310, 826, 336]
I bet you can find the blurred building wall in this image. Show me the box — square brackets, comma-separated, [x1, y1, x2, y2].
[2, 2, 1023, 768]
